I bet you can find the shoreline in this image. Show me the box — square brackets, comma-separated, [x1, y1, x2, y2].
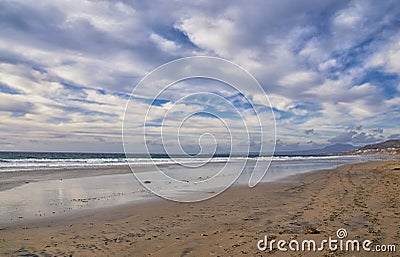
[0, 154, 388, 193]
[0, 163, 343, 228]
[0, 160, 399, 256]
[0, 154, 385, 192]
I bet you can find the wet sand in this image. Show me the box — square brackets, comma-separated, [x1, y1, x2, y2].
[0, 161, 399, 256]
[0, 166, 132, 192]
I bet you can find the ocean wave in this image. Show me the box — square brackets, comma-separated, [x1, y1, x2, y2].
[269, 155, 360, 161]
[0, 157, 231, 172]
[0, 154, 368, 173]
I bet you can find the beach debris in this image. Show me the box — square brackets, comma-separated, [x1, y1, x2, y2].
[200, 233, 208, 237]
[305, 227, 320, 234]
[392, 167, 400, 171]
[143, 180, 152, 184]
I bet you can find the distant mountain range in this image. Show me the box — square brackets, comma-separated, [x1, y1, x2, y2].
[277, 139, 400, 156]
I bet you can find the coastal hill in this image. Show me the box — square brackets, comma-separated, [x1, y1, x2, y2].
[350, 139, 400, 155]
[359, 139, 400, 150]
[276, 139, 400, 156]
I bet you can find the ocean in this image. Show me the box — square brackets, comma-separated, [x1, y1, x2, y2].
[0, 151, 383, 172]
[0, 152, 246, 172]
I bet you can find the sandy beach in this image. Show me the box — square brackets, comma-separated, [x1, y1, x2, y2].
[0, 160, 399, 256]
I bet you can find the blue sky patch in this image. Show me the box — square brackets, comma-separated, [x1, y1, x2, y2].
[0, 83, 20, 95]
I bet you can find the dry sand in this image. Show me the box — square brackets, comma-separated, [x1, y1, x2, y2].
[0, 161, 399, 256]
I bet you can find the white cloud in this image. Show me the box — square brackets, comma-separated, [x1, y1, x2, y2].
[175, 16, 236, 57]
[278, 71, 320, 88]
[367, 34, 400, 73]
[150, 33, 180, 53]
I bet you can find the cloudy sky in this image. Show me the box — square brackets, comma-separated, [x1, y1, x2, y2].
[0, 0, 399, 153]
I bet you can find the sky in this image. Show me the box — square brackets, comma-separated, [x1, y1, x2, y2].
[0, 0, 399, 153]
